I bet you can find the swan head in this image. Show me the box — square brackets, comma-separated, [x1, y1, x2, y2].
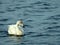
[16, 20, 23, 27]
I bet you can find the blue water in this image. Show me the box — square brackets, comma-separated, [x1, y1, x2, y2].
[0, 0, 60, 45]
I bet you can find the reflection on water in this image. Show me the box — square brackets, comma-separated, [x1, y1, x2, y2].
[0, 0, 60, 45]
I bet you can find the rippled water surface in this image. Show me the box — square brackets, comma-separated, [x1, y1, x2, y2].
[0, 0, 60, 45]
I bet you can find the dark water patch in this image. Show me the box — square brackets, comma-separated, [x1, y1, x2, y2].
[47, 15, 60, 20]
[55, 34, 60, 36]
[30, 1, 57, 13]
[0, 24, 4, 25]
[0, 31, 8, 34]
[47, 30, 60, 33]
[0, 23, 10, 25]
[32, 9, 45, 13]
[42, 22, 58, 25]
[0, 19, 8, 21]
[51, 22, 58, 24]
[14, 6, 32, 9]
[46, 26, 60, 29]
[26, 8, 54, 13]
[41, 6, 57, 9]
[22, 6, 33, 8]
[25, 32, 36, 36]
[27, 14, 44, 16]
[31, 1, 55, 7]
[0, 35, 8, 37]
[24, 9, 34, 13]
[27, 20, 33, 22]
[0, 2, 3, 4]
[43, 3, 51, 6]
[6, 7, 16, 12]
[6, 9, 16, 12]
[55, 14, 60, 17]
[23, 13, 29, 16]
[15, 4, 21, 6]
[40, 42, 55, 45]
[0, 11, 5, 13]
[15, 7, 21, 9]
[31, 1, 42, 5]
[24, 25, 33, 28]
[30, 33, 53, 37]
[0, 31, 8, 37]
[25, 9, 45, 13]
[15, 5, 33, 9]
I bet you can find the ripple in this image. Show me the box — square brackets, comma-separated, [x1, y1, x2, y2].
[0, 31, 8, 33]
[30, 33, 53, 37]
[42, 22, 58, 25]
[30, 1, 57, 13]
[6, 7, 16, 12]
[47, 30, 60, 33]
[27, 20, 33, 22]
[55, 14, 60, 17]
[0, 36, 7, 37]
[46, 26, 60, 29]
[24, 32, 36, 36]
[0, 11, 5, 13]
[0, 31, 8, 37]
[31, 1, 42, 5]
[0, 1, 3, 4]
[41, 6, 57, 9]
[47, 14, 60, 20]
[43, 3, 51, 6]
[6, 9, 16, 12]
[0, 19, 8, 21]
[0, 24, 4, 25]
[24, 25, 33, 28]
[15, 5, 33, 9]
[15, 7, 21, 9]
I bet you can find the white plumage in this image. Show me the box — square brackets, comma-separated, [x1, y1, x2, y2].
[8, 20, 24, 36]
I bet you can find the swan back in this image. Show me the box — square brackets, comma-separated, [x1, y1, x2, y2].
[8, 20, 24, 36]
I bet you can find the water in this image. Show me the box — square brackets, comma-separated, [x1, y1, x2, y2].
[0, 0, 60, 45]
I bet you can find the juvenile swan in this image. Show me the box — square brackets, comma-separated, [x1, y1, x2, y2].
[8, 20, 24, 36]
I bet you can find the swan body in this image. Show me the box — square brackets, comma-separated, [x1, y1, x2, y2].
[8, 20, 24, 36]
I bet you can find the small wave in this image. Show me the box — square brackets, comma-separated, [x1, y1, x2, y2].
[47, 14, 60, 20]
[14, 5, 32, 9]
[24, 25, 33, 28]
[0, 24, 4, 25]
[0, 19, 8, 21]
[14, 7, 21, 9]
[31, 1, 42, 5]
[0, 31, 8, 37]
[24, 32, 36, 36]
[0, 11, 5, 13]
[6, 9, 16, 12]
[0, 36, 8, 37]
[40, 6, 57, 9]
[0, 1, 3, 4]
[46, 26, 60, 29]
[42, 22, 58, 25]
[43, 3, 51, 6]
[6, 7, 16, 12]
[47, 30, 60, 33]
[30, 33, 60, 37]
[26, 19, 33, 22]
[0, 31, 8, 34]
[30, 33, 53, 37]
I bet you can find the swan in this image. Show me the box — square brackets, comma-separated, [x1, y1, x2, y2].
[8, 20, 24, 36]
